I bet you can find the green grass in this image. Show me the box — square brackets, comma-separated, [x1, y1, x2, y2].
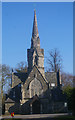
[54, 115, 75, 120]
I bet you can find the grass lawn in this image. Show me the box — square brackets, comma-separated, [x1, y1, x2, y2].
[54, 115, 75, 120]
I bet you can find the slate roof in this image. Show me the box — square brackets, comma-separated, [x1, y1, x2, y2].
[5, 98, 15, 103]
[14, 72, 28, 84]
[51, 87, 66, 102]
[30, 94, 40, 105]
[45, 72, 57, 84]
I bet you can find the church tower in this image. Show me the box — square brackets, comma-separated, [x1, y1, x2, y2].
[27, 10, 45, 77]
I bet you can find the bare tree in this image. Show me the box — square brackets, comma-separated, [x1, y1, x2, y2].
[15, 61, 27, 73]
[61, 72, 73, 89]
[0, 64, 12, 114]
[0, 64, 12, 94]
[47, 48, 62, 72]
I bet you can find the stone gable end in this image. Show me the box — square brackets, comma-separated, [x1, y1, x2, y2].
[23, 65, 48, 98]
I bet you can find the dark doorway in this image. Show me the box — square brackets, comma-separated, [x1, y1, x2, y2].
[32, 100, 40, 114]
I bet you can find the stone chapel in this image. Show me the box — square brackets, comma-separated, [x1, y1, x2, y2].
[5, 10, 67, 114]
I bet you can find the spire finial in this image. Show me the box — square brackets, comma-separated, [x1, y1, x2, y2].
[34, 9, 36, 16]
[34, 9, 36, 17]
[34, 9, 36, 12]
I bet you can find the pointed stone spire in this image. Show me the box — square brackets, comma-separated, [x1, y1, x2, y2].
[27, 10, 44, 76]
[32, 9, 39, 38]
[31, 10, 40, 49]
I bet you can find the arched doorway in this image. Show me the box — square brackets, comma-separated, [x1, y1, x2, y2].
[30, 95, 41, 114]
[32, 100, 40, 114]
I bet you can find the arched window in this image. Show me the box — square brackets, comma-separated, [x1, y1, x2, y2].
[29, 78, 43, 98]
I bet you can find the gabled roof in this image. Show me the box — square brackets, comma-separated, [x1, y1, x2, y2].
[12, 72, 28, 88]
[30, 94, 40, 105]
[24, 65, 48, 91]
[14, 72, 28, 83]
[5, 98, 15, 103]
[45, 72, 57, 84]
[28, 64, 48, 84]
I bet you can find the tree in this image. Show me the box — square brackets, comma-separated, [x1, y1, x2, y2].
[63, 85, 75, 114]
[61, 72, 73, 89]
[63, 85, 73, 111]
[47, 48, 62, 72]
[0, 64, 12, 114]
[62, 73, 74, 113]
[15, 61, 27, 73]
[72, 87, 75, 115]
[0, 64, 12, 94]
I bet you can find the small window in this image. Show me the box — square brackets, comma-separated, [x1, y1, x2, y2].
[51, 83, 55, 87]
[64, 102, 67, 107]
